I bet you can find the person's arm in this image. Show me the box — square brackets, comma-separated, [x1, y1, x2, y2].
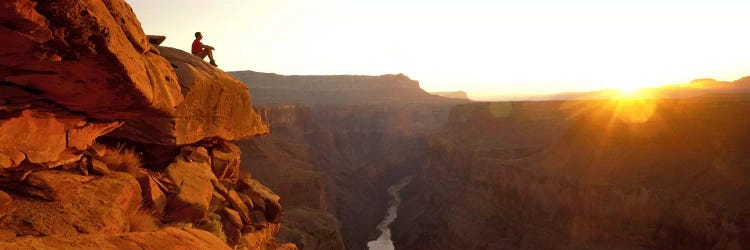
[203, 44, 214, 50]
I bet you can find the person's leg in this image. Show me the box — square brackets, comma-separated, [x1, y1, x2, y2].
[194, 51, 208, 59]
[203, 48, 217, 66]
[203, 48, 215, 61]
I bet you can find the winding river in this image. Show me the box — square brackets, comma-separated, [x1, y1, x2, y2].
[367, 177, 412, 250]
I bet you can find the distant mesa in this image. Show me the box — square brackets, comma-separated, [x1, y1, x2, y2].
[430, 91, 471, 100]
[534, 75, 750, 101]
[229, 70, 468, 106]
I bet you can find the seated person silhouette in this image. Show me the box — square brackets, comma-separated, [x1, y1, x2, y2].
[191, 32, 217, 67]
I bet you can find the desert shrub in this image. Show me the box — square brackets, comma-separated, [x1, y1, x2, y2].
[129, 207, 159, 232]
[102, 143, 142, 175]
[197, 219, 227, 243]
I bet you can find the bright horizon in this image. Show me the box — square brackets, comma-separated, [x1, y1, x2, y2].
[128, 0, 750, 100]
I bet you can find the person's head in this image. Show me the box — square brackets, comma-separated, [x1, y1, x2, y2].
[195, 32, 203, 40]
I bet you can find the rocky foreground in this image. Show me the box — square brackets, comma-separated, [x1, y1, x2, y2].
[1, 0, 292, 249]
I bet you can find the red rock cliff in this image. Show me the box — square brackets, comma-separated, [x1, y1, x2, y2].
[0, 1, 293, 249]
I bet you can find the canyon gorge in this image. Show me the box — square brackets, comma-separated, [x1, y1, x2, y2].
[231, 70, 750, 249]
[230, 70, 467, 249]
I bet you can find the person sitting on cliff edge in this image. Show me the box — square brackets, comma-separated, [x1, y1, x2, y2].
[192, 32, 218, 67]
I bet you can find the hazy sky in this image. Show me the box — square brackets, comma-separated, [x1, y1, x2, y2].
[129, 0, 750, 99]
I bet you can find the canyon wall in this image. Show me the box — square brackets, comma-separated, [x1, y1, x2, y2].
[394, 96, 750, 249]
[240, 103, 458, 249]
[231, 70, 468, 249]
[1, 1, 292, 249]
[238, 105, 344, 250]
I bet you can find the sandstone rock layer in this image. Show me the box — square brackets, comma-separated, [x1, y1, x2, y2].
[1, 0, 287, 249]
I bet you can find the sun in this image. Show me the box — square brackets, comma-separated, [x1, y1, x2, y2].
[609, 85, 649, 100]
[619, 86, 640, 94]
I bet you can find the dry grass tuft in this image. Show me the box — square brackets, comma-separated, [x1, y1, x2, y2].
[129, 207, 159, 232]
[197, 219, 227, 243]
[102, 144, 143, 175]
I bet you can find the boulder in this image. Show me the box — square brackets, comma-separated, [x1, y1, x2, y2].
[211, 141, 241, 180]
[0, 227, 231, 250]
[0, 0, 183, 120]
[137, 175, 167, 215]
[0, 106, 120, 169]
[238, 192, 255, 210]
[238, 178, 282, 223]
[186, 146, 211, 163]
[67, 122, 123, 151]
[20, 170, 95, 201]
[238, 178, 281, 203]
[164, 158, 216, 222]
[90, 158, 110, 176]
[225, 189, 253, 225]
[0, 171, 141, 237]
[109, 46, 268, 145]
[209, 191, 227, 212]
[147, 35, 167, 45]
[265, 200, 282, 224]
[251, 210, 268, 228]
[221, 207, 243, 229]
[0, 110, 68, 168]
[224, 221, 243, 246]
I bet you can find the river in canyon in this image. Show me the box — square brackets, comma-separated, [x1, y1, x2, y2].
[367, 177, 412, 250]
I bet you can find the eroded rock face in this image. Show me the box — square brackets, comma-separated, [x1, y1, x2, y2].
[1, 1, 287, 249]
[0, 171, 141, 237]
[212, 141, 241, 181]
[239, 103, 458, 249]
[0, 107, 124, 169]
[164, 158, 216, 222]
[0, 110, 67, 167]
[2, 0, 266, 149]
[109, 47, 268, 145]
[0, 0, 183, 120]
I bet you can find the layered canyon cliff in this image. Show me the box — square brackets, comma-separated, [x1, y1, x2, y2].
[394, 96, 750, 249]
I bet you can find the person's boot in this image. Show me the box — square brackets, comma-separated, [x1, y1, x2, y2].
[209, 60, 218, 67]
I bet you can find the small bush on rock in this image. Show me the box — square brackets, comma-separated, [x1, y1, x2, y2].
[129, 207, 159, 232]
[197, 218, 227, 243]
[102, 144, 142, 175]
